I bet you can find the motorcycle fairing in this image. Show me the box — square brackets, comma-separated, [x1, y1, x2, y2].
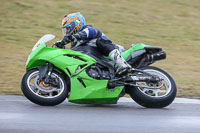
[121, 43, 147, 60]
[69, 70, 124, 104]
[26, 43, 124, 104]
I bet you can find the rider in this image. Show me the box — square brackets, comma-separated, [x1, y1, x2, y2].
[54, 12, 132, 75]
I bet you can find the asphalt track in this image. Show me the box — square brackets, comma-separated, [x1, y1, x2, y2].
[0, 95, 200, 133]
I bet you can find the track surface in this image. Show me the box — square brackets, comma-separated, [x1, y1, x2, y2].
[0, 95, 200, 133]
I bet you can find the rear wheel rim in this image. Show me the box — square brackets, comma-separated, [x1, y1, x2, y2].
[137, 69, 172, 98]
[27, 71, 65, 99]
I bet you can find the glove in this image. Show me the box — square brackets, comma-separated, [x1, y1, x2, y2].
[64, 35, 78, 43]
[54, 35, 78, 48]
[54, 40, 65, 48]
[63, 35, 78, 48]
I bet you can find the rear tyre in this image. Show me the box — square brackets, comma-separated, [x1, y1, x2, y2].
[128, 66, 177, 108]
[21, 69, 69, 106]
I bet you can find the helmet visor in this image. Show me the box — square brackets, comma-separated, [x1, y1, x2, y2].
[62, 21, 76, 36]
[62, 27, 71, 36]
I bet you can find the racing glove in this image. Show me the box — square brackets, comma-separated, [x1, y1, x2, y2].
[54, 40, 66, 48]
[64, 35, 78, 43]
[54, 35, 78, 48]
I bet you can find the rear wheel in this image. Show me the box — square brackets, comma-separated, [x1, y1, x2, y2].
[128, 66, 177, 108]
[21, 69, 69, 106]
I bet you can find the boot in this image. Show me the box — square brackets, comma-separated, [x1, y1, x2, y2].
[109, 49, 132, 75]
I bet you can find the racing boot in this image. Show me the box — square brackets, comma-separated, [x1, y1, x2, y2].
[109, 49, 132, 76]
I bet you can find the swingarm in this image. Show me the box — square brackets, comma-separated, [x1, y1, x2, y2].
[108, 69, 164, 89]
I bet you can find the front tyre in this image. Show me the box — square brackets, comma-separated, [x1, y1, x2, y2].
[128, 66, 177, 108]
[21, 69, 69, 106]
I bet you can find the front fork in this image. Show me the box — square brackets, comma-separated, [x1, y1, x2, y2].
[37, 63, 60, 87]
[38, 63, 54, 81]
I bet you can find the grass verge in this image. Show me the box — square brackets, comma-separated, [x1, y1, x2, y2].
[0, 0, 200, 96]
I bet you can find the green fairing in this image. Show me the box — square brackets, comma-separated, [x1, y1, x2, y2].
[105, 43, 146, 60]
[69, 70, 124, 104]
[121, 43, 147, 59]
[26, 43, 146, 104]
[26, 43, 96, 73]
[26, 43, 121, 104]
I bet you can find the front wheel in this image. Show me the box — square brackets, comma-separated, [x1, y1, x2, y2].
[128, 66, 177, 108]
[21, 69, 69, 106]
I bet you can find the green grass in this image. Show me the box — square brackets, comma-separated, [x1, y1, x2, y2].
[0, 0, 200, 96]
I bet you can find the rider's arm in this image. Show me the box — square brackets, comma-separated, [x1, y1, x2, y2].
[73, 27, 102, 40]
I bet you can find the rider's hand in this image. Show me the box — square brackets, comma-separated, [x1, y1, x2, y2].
[54, 35, 79, 48]
[64, 35, 78, 43]
[54, 40, 65, 48]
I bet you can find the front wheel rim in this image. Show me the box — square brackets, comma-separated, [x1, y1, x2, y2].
[26, 71, 65, 99]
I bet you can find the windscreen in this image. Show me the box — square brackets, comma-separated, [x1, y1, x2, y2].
[32, 34, 55, 51]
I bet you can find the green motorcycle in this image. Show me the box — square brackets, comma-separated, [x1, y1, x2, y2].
[21, 34, 177, 108]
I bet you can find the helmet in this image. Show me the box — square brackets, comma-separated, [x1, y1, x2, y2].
[62, 12, 86, 36]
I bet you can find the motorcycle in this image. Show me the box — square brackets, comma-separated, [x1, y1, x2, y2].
[21, 34, 177, 108]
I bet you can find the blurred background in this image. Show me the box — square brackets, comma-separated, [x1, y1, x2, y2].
[0, 0, 199, 97]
